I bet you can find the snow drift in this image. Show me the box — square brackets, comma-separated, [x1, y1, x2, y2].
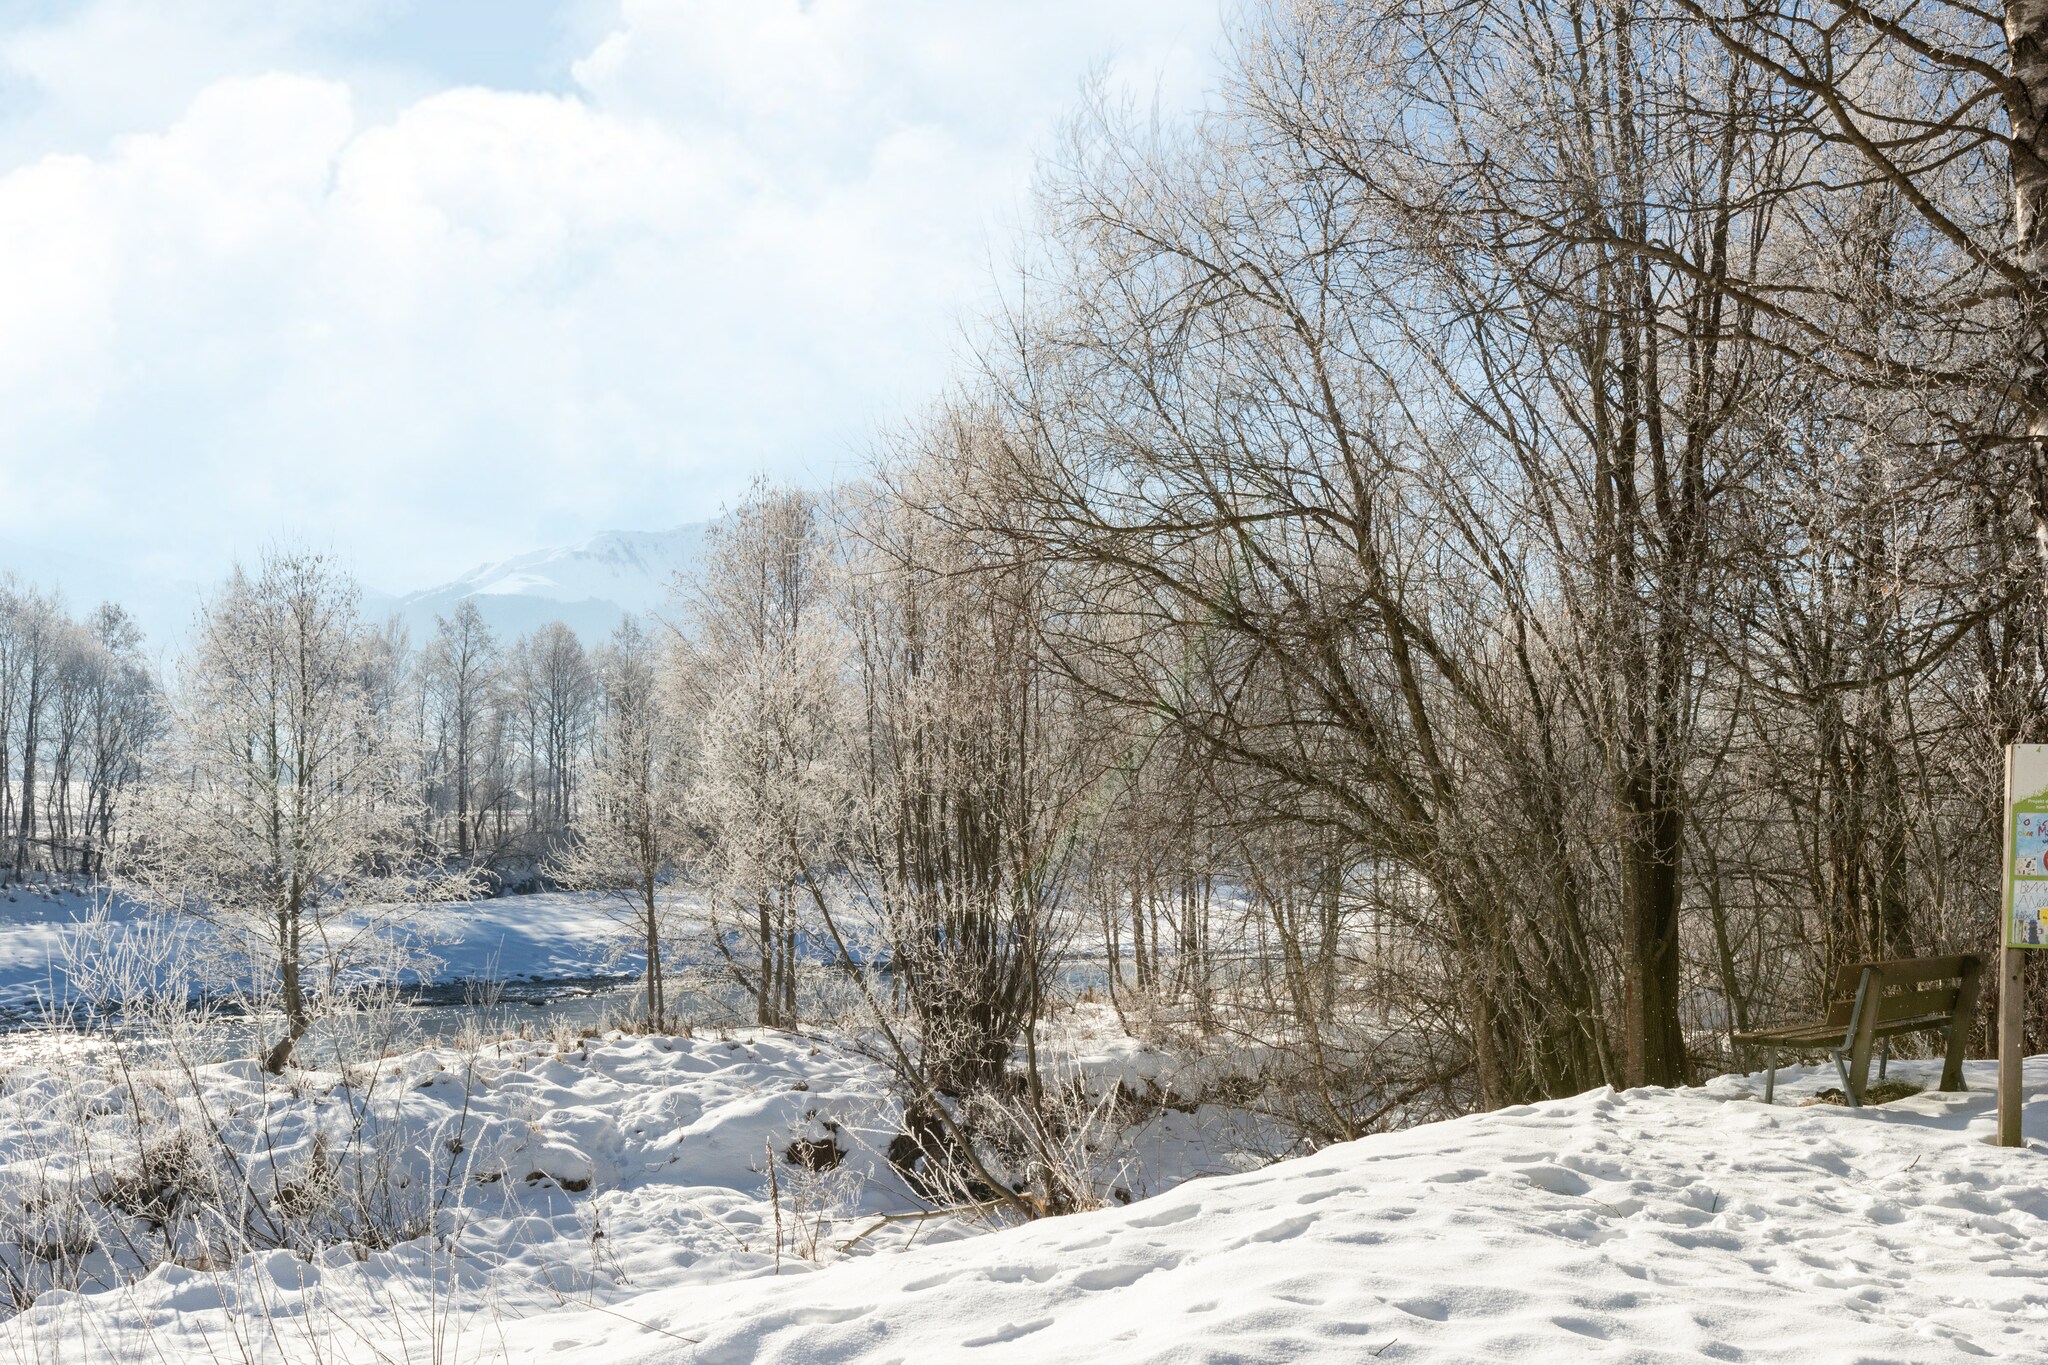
[521, 1057, 2048, 1364]
[1, 1038, 2042, 1364]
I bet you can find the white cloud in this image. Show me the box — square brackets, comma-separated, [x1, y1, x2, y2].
[0, 0, 1222, 626]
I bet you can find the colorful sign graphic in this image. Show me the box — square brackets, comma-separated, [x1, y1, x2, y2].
[2006, 746, 2048, 949]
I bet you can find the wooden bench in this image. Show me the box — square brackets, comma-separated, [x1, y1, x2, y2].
[1732, 954, 1983, 1107]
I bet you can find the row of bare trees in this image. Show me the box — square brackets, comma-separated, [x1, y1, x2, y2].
[0, 570, 635, 891]
[47, 0, 2048, 1138]
[580, 0, 2048, 1133]
[408, 608, 604, 874]
[0, 579, 156, 883]
[858, 0, 2048, 1120]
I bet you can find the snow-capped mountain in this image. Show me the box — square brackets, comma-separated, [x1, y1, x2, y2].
[374, 523, 709, 644]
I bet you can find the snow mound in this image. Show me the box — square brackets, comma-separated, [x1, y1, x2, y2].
[524, 1057, 2048, 1364]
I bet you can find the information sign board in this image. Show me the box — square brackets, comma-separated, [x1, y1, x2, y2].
[2009, 745, 2048, 949]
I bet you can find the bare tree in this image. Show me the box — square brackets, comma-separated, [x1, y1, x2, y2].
[1, 581, 57, 880]
[77, 604, 158, 879]
[841, 436, 1087, 1095]
[120, 549, 476, 1072]
[422, 601, 499, 862]
[547, 618, 691, 1028]
[682, 479, 844, 1026]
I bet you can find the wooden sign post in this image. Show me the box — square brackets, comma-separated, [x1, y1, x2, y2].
[1998, 744, 2048, 1146]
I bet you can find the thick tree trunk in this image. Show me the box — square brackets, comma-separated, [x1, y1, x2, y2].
[1620, 782, 1688, 1087]
[2010, 4, 2048, 588]
[781, 910, 797, 1022]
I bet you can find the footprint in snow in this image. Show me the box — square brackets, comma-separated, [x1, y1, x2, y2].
[900, 1270, 965, 1293]
[1392, 1297, 1449, 1321]
[1552, 1314, 1613, 1340]
[1071, 1261, 1169, 1291]
[962, 1317, 1052, 1347]
[1242, 1214, 1316, 1244]
[1515, 1164, 1592, 1197]
[1127, 1202, 1200, 1228]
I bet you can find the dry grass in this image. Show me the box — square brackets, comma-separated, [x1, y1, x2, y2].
[1800, 1081, 1925, 1107]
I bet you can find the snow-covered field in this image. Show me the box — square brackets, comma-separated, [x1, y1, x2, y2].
[0, 1023, 2042, 1364]
[0, 1013, 1276, 1363]
[2, 885, 2043, 1363]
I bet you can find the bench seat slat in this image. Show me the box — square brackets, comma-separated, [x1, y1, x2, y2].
[1868, 1013, 1957, 1038]
[1874, 986, 1961, 1024]
[1733, 1023, 1848, 1046]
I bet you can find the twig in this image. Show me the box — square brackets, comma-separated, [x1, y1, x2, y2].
[834, 1199, 1009, 1253]
[766, 1136, 783, 1274]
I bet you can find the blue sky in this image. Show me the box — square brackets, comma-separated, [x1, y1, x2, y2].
[0, 0, 1223, 638]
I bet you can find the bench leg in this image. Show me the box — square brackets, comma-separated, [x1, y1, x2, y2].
[1833, 1049, 1861, 1108]
[1941, 956, 1983, 1093]
[1763, 1046, 1776, 1104]
[1940, 1022, 1969, 1093]
[1878, 1036, 1889, 1083]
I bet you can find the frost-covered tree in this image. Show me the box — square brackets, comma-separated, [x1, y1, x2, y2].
[548, 618, 691, 1027]
[841, 442, 1086, 1094]
[76, 605, 158, 878]
[683, 480, 845, 1026]
[121, 549, 474, 1072]
[0, 579, 58, 879]
[508, 621, 595, 846]
[0, 585, 156, 879]
[422, 600, 499, 861]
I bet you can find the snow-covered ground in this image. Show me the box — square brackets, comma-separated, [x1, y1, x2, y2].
[489, 1056, 2048, 1364]
[0, 1014, 1278, 1363]
[0, 1023, 2042, 1364]
[0, 887, 2039, 1361]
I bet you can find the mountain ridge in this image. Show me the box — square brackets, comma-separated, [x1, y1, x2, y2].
[367, 522, 709, 645]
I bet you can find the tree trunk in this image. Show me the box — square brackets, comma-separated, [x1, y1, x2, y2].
[264, 909, 308, 1073]
[15, 665, 40, 877]
[646, 883, 664, 1029]
[758, 901, 774, 1026]
[1620, 786, 1688, 1087]
[2011, 4, 2048, 591]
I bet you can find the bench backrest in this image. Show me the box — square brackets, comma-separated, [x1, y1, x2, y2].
[1822, 954, 1982, 1029]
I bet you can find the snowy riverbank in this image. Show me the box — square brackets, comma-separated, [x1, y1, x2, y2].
[0, 1010, 1283, 1363]
[0, 1021, 2041, 1364]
